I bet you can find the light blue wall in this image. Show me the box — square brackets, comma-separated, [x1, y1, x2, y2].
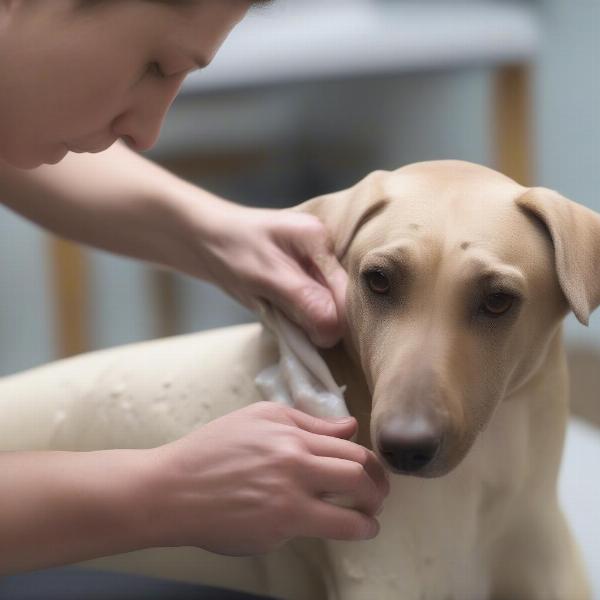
[535, 0, 600, 346]
[0, 208, 54, 374]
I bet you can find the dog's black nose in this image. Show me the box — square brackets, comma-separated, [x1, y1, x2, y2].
[378, 415, 441, 473]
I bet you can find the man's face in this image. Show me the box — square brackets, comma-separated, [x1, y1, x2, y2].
[0, 0, 249, 168]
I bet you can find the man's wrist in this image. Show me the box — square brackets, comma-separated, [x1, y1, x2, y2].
[67, 448, 161, 560]
[126, 444, 194, 550]
[156, 178, 235, 280]
[0, 448, 161, 574]
[104, 447, 171, 553]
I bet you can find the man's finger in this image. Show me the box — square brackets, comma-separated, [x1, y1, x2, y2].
[261, 270, 342, 348]
[300, 498, 380, 541]
[301, 432, 390, 498]
[309, 245, 348, 330]
[279, 405, 357, 438]
[304, 455, 385, 516]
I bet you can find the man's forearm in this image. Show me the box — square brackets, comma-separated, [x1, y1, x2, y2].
[0, 448, 154, 575]
[0, 143, 222, 278]
[0, 142, 348, 345]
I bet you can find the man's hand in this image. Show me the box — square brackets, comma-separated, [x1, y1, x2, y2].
[0, 145, 347, 346]
[145, 402, 389, 556]
[194, 202, 348, 348]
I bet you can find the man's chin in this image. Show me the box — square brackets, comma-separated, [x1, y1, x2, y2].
[0, 157, 42, 170]
[43, 144, 70, 166]
[1, 146, 68, 170]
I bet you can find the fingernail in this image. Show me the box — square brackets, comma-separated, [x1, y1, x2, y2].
[366, 520, 380, 539]
[325, 416, 354, 423]
[310, 330, 336, 349]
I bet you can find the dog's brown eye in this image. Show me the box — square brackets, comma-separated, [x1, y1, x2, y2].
[481, 293, 514, 317]
[365, 270, 390, 295]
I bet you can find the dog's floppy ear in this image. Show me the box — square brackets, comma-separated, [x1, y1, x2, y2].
[516, 187, 600, 325]
[295, 170, 390, 260]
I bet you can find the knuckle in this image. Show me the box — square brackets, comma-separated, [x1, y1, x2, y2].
[272, 443, 306, 472]
[265, 495, 297, 538]
[289, 427, 311, 448]
[347, 461, 367, 482]
[302, 217, 328, 240]
[283, 211, 324, 235]
[236, 487, 266, 511]
[291, 281, 316, 305]
[335, 516, 364, 540]
[355, 446, 370, 467]
[251, 401, 285, 419]
[268, 484, 291, 511]
[295, 285, 334, 323]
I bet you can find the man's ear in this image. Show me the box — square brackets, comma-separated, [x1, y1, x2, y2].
[516, 187, 600, 325]
[294, 170, 390, 260]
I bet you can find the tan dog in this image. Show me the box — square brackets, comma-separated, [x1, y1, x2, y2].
[1, 160, 598, 599]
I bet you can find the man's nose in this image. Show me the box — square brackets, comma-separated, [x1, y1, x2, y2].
[377, 413, 442, 474]
[113, 77, 184, 152]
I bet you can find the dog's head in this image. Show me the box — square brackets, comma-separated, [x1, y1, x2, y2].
[299, 160, 600, 477]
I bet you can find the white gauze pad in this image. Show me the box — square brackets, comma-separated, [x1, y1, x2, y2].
[255, 304, 350, 419]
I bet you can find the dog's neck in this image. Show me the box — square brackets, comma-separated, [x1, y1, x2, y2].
[320, 343, 374, 448]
